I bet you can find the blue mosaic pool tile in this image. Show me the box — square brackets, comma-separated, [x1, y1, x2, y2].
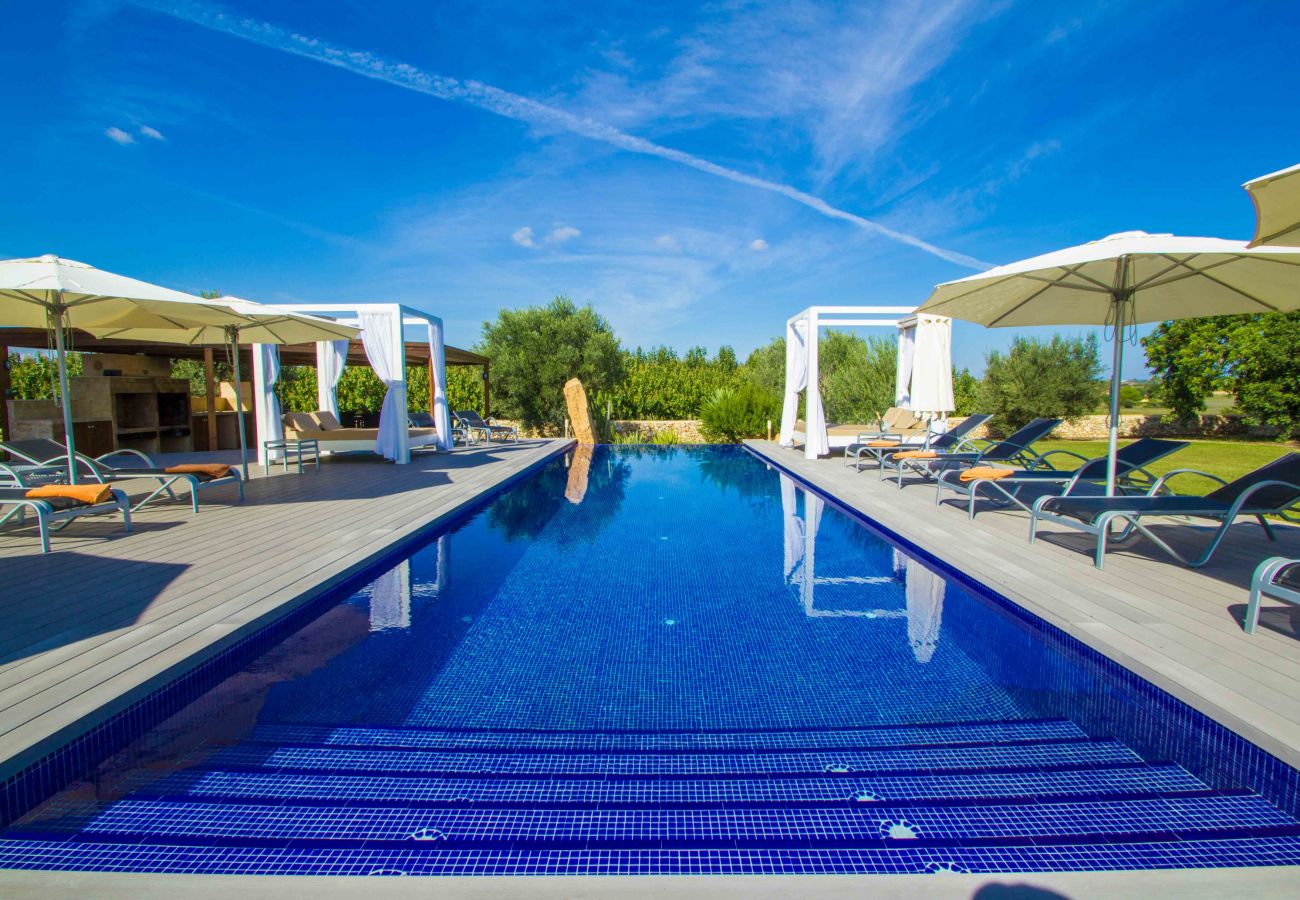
[142, 761, 1210, 808]
[246, 718, 1085, 752]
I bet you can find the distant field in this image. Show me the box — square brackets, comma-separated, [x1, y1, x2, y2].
[1030, 438, 1294, 495]
[1095, 394, 1238, 417]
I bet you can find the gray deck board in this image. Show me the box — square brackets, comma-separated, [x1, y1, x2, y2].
[746, 440, 1300, 770]
[0, 439, 571, 781]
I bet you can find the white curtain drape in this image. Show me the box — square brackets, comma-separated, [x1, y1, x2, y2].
[316, 339, 349, 418]
[803, 312, 828, 459]
[252, 343, 283, 467]
[909, 315, 955, 420]
[895, 322, 917, 408]
[358, 308, 409, 463]
[778, 315, 828, 457]
[426, 319, 453, 450]
[778, 319, 807, 446]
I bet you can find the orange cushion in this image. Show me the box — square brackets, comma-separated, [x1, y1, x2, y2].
[165, 464, 232, 478]
[892, 450, 938, 460]
[865, 440, 899, 448]
[959, 466, 1016, 482]
[25, 483, 113, 505]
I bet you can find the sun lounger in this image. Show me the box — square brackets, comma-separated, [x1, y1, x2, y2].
[282, 411, 440, 454]
[881, 417, 1063, 488]
[847, 413, 992, 472]
[937, 437, 1189, 518]
[1245, 557, 1300, 634]
[1029, 453, 1300, 569]
[0, 484, 132, 553]
[0, 439, 243, 512]
[455, 410, 518, 442]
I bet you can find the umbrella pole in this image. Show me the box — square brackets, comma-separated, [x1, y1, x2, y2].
[51, 308, 79, 485]
[1105, 296, 1127, 496]
[229, 331, 249, 481]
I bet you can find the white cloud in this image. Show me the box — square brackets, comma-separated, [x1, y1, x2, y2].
[511, 226, 537, 248]
[548, 225, 581, 244]
[138, 124, 165, 140]
[653, 233, 680, 251]
[749, 238, 769, 251]
[141, 0, 989, 270]
[105, 126, 135, 145]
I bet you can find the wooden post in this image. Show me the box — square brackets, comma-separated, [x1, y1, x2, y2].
[203, 347, 218, 451]
[0, 343, 10, 443]
[482, 363, 491, 416]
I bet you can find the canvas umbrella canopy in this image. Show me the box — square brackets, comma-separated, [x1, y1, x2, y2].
[86, 296, 359, 478]
[1245, 163, 1300, 248]
[0, 255, 270, 484]
[916, 231, 1300, 493]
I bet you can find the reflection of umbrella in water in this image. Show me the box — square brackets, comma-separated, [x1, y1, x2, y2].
[904, 558, 946, 664]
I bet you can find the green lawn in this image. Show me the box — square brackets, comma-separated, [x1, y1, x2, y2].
[1095, 394, 1238, 417]
[1030, 438, 1295, 495]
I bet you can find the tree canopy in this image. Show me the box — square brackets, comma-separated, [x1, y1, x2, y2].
[1144, 312, 1300, 435]
[479, 297, 624, 430]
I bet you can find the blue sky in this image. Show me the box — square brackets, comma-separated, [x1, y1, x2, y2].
[2, 0, 1297, 375]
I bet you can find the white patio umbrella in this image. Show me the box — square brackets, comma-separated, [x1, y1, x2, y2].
[1245, 163, 1300, 248]
[85, 296, 359, 478]
[0, 255, 269, 483]
[916, 231, 1300, 493]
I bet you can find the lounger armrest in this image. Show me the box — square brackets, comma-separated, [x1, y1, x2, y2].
[96, 448, 157, 469]
[1149, 467, 1228, 495]
[1226, 480, 1300, 518]
[1033, 448, 1090, 469]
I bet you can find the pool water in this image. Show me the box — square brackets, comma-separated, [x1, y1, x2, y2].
[2, 445, 1299, 876]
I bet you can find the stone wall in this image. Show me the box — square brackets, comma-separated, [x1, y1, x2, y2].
[950, 413, 1280, 441]
[611, 420, 706, 443]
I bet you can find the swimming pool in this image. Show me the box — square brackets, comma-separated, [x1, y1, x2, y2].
[2, 444, 1299, 876]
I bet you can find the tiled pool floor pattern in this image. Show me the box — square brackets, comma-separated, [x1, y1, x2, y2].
[3, 447, 1300, 876]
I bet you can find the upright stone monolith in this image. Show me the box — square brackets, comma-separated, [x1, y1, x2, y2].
[564, 378, 596, 444]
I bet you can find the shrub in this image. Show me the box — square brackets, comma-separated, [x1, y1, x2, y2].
[1118, 384, 1143, 408]
[650, 428, 681, 445]
[978, 334, 1106, 434]
[699, 382, 781, 443]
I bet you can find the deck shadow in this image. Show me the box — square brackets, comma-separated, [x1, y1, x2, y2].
[0, 553, 189, 667]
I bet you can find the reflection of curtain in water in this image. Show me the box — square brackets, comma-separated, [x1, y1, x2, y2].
[370, 559, 411, 631]
[779, 474, 825, 613]
[905, 557, 945, 663]
[565, 444, 594, 504]
[781, 474, 802, 581]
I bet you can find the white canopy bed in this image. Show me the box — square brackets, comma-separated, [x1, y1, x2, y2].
[779, 305, 954, 459]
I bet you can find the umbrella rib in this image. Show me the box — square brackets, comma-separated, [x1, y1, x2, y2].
[1142, 254, 1286, 311]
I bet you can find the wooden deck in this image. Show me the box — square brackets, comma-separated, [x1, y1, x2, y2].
[0, 439, 572, 782]
[746, 440, 1300, 771]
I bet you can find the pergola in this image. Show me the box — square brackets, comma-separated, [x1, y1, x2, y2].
[779, 304, 953, 458]
[0, 326, 490, 456]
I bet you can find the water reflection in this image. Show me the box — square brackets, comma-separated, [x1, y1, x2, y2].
[779, 473, 946, 663]
[367, 535, 449, 632]
[489, 445, 631, 542]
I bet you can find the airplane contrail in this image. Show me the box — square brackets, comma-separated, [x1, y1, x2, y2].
[130, 0, 990, 270]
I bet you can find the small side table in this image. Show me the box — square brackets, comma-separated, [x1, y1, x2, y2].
[263, 438, 320, 475]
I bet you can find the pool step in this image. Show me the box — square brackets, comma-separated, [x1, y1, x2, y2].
[4, 835, 1300, 875]
[206, 737, 1141, 777]
[149, 761, 1211, 807]
[70, 793, 1295, 847]
[245, 718, 1087, 753]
